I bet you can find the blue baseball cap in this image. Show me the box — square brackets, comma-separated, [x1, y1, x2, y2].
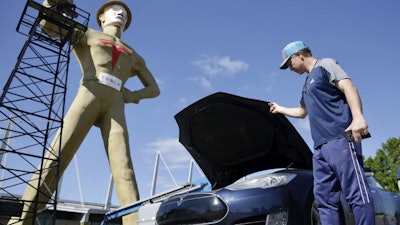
[280, 41, 307, 70]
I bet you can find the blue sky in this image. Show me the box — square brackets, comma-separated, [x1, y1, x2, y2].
[0, 1, 399, 206]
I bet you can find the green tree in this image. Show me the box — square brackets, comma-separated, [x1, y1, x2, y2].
[364, 137, 400, 192]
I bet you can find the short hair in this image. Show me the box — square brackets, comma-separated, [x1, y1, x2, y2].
[298, 47, 312, 57]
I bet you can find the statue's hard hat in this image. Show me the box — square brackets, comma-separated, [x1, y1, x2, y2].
[96, 0, 132, 31]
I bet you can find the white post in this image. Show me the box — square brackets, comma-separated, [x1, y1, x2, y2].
[150, 151, 160, 196]
[104, 175, 114, 210]
[0, 116, 13, 188]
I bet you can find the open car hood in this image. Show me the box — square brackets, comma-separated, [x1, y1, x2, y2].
[175, 92, 312, 189]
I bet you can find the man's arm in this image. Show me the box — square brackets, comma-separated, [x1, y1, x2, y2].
[397, 180, 400, 192]
[268, 102, 307, 118]
[336, 78, 368, 142]
[397, 166, 400, 191]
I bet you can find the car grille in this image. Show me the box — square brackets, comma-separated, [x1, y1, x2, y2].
[156, 192, 228, 225]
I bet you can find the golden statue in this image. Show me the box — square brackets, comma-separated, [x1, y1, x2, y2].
[8, 1, 160, 224]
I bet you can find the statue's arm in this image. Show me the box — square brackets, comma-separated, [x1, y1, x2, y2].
[39, 0, 85, 42]
[122, 57, 160, 104]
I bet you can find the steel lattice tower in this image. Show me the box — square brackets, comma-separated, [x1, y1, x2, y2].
[0, 1, 88, 224]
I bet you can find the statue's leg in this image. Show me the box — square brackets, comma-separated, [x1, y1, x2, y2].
[9, 85, 99, 225]
[100, 99, 139, 225]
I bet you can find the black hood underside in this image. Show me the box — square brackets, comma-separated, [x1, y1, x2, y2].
[174, 92, 312, 189]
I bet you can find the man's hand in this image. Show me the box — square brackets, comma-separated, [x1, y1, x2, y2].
[345, 116, 369, 142]
[268, 102, 281, 114]
[268, 102, 308, 118]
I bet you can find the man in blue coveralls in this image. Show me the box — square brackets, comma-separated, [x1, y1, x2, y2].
[269, 41, 375, 225]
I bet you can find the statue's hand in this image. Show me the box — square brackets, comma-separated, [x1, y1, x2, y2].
[43, 0, 74, 7]
[43, 0, 77, 18]
[45, 0, 74, 6]
[122, 88, 140, 104]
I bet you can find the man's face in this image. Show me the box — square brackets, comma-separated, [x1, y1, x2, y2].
[103, 4, 128, 30]
[288, 53, 306, 75]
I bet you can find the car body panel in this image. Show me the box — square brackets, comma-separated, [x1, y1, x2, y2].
[156, 168, 315, 225]
[365, 170, 400, 224]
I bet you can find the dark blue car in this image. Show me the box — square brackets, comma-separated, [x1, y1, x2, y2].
[155, 92, 400, 225]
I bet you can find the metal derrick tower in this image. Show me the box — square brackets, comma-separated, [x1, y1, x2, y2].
[0, 1, 88, 224]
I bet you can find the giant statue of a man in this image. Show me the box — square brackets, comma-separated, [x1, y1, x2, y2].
[8, 0, 160, 224]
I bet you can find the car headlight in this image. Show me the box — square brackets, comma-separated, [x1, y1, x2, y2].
[226, 173, 296, 190]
